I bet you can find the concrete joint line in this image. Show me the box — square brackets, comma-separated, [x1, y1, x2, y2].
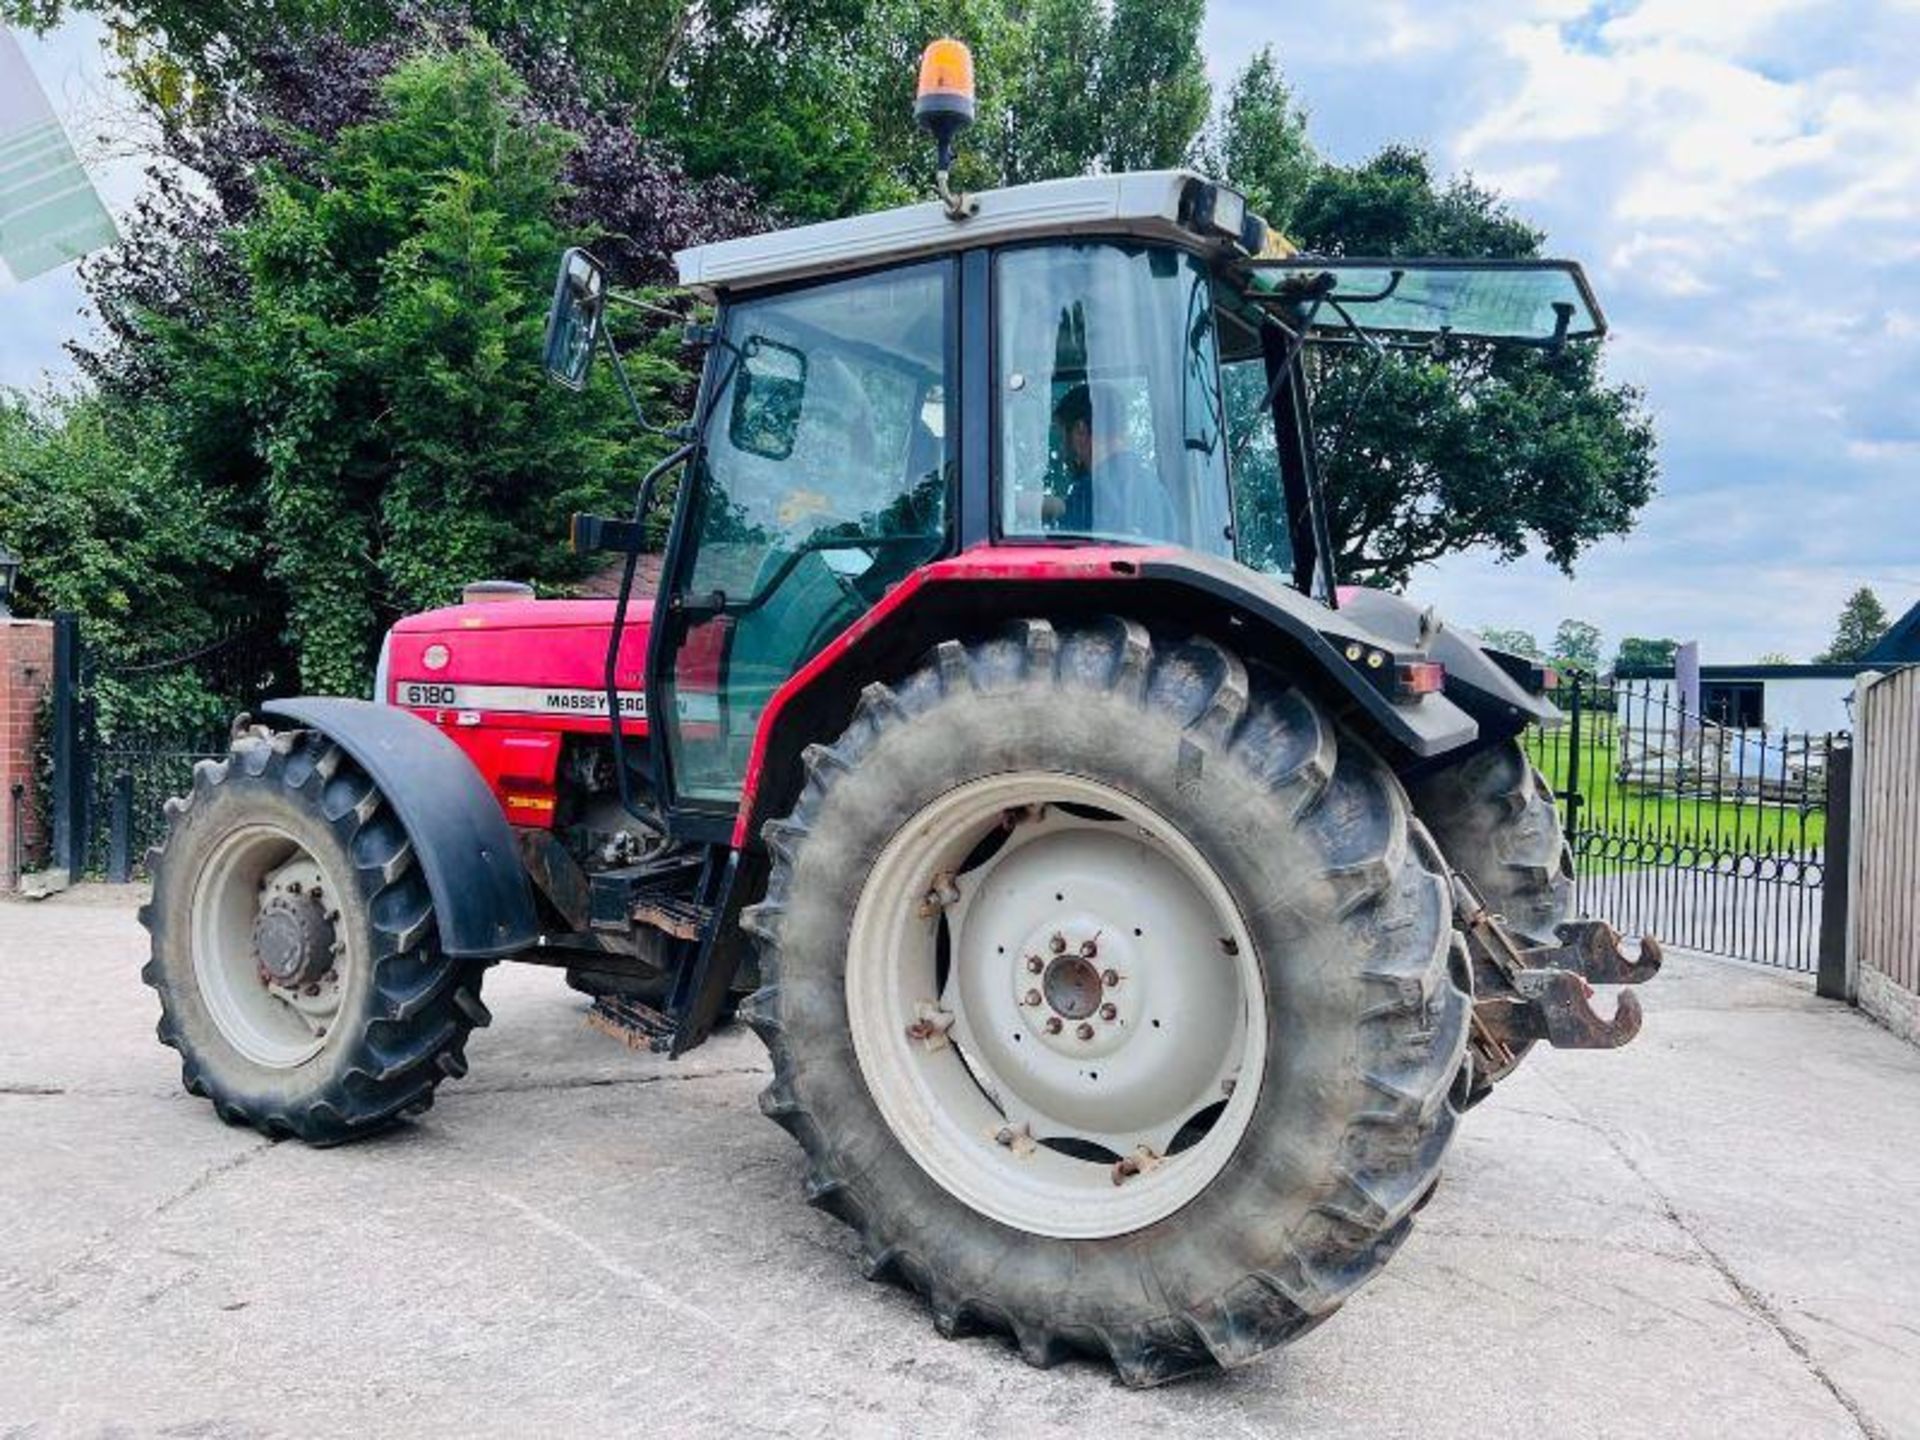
[1539, 1074, 1886, 1440]
[463, 1064, 771, 1097]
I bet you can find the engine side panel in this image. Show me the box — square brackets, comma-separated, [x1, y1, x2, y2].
[385, 597, 652, 827]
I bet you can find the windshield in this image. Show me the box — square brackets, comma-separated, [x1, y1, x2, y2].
[1246, 258, 1604, 345]
[996, 243, 1232, 558]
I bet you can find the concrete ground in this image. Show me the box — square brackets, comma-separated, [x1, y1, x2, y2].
[3, 888, 1918, 1439]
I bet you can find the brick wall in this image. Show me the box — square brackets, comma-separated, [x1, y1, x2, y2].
[1, 619, 54, 889]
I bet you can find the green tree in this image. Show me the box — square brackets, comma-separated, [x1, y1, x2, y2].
[0, 394, 251, 735]
[1815, 587, 1890, 663]
[1276, 148, 1657, 586]
[1478, 627, 1542, 659]
[1614, 637, 1678, 672]
[1551, 619, 1602, 673]
[998, 0, 1106, 184]
[1097, 0, 1210, 171]
[9, 40, 687, 697]
[1209, 46, 1315, 230]
[228, 45, 669, 692]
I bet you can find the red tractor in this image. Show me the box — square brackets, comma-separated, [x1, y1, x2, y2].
[141, 40, 1658, 1386]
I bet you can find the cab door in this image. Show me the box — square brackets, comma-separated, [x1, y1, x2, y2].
[647, 260, 957, 833]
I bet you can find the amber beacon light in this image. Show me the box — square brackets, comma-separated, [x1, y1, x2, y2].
[915, 38, 978, 218]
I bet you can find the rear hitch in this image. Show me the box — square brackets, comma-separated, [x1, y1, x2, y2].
[1523, 920, 1663, 987]
[1503, 969, 1643, 1049]
[1451, 876, 1658, 1081]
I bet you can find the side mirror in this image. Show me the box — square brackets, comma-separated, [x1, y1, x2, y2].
[727, 336, 808, 459]
[543, 247, 608, 390]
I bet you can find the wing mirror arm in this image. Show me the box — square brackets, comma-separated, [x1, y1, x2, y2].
[604, 441, 697, 834]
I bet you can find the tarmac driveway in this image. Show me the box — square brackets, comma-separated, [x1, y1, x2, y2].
[3, 887, 1917, 1438]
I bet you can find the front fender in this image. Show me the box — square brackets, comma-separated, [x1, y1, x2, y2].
[261, 696, 538, 959]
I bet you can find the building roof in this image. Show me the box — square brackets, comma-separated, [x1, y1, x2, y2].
[1862, 599, 1920, 664]
[674, 170, 1237, 296]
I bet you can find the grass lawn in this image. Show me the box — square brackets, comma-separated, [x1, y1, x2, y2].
[1524, 726, 1828, 859]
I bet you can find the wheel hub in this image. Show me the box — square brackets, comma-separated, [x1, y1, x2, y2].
[253, 889, 335, 988]
[192, 832, 346, 1069]
[1012, 916, 1143, 1060]
[1041, 953, 1100, 1019]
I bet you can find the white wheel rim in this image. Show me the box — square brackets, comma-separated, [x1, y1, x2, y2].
[846, 773, 1266, 1239]
[190, 824, 349, 1068]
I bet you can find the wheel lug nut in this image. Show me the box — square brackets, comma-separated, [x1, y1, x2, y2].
[1079, 939, 1098, 958]
[1023, 989, 1042, 1007]
[1049, 933, 1067, 954]
[1102, 969, 1120, 987]
[1044, 1017, 1063, 1035]
[1026, 956, 1044, 974]
[1075, 1022, 1094, 1041]
[1099, 1003, 1117, 1021]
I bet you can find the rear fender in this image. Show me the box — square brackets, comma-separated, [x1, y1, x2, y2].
[729, 545, 1483, 852]
[261, 697, 539, 959]
[1333, 586, 1562, 771]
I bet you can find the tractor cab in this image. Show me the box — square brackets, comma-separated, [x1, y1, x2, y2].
[544, 165, 1606, 835]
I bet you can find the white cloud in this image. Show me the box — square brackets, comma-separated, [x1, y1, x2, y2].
[1597, 0, 1824, 55]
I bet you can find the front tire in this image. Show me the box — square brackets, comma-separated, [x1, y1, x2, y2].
[141, 729, 490, 1144]
[741, 618, 1471, 1385]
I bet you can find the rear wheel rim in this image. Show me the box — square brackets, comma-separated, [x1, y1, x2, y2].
[190, 824, 348, 1068]
[846, 772, 1265, 1239]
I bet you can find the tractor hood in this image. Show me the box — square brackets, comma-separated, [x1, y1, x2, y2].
[384, 596, 651, 730]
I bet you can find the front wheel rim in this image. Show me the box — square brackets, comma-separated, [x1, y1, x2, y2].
[845, 773, 1266, 1240]
[190, 824, 349, 1068]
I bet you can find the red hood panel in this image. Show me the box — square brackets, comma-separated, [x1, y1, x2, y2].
[395, 597, 647, 632]
[386, 597, 650, 734]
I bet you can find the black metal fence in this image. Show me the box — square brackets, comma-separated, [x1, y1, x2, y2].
[1525, 674, 1844, 972]
[46, 612, 284, 881]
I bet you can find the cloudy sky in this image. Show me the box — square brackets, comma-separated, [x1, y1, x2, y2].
[4, 2, 1919, 663]
[1205, 0, 1920, 661]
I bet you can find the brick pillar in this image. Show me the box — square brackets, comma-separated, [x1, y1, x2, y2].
[1, 618, 55, 889]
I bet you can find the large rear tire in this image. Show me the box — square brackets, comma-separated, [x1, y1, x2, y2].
[741, 618, 1471, 1385]
[141, 728, 491, 1144]
[1412, 737, 1574, 947]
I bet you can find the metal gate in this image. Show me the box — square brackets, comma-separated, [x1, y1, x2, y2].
[1525, 674, 1843, 971]
[46, 612, 284, 881]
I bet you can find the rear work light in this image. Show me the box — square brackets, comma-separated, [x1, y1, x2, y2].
[1395, 660, 1447, 701]
[1189, 181, 1269, 255]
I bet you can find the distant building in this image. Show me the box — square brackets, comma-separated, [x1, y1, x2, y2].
[1611, 599, 1920, 736]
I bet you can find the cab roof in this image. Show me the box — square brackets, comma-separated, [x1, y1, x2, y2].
[674, 169, 1237, 297]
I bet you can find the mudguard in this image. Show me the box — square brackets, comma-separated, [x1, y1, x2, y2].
[729, 545, 1488, 850]
[261, 696, 539, 959]
[1334, 586, 1562, 733]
